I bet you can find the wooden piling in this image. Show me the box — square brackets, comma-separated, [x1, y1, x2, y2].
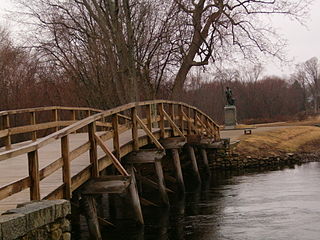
[154, 159, 170, 206]
[127, 166, 144, 225]
[82, 195, 102, 240]
[171, 149, 185, 193]
[200, 148, 211, 175]
[187, 145, 201, 184]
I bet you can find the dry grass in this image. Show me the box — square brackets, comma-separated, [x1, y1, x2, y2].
[235, 126, 320, 157]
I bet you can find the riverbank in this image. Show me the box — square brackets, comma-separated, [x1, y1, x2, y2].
[234, 126, 320, 158]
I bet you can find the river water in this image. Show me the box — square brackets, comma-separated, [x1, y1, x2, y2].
[97, 162, 320, 240]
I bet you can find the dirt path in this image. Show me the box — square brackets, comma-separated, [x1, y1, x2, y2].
[220, 126, 296, 141]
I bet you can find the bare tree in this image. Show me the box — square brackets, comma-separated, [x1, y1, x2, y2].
[171, 0, 310, 98]
[294, 57, 320, 113]
[18, 0, 182, 108]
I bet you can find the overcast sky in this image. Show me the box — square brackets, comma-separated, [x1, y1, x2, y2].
[0, 0, 319, 77]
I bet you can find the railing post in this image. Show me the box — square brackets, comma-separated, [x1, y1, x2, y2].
[30, 111, 37, 141]
[178, 105, 184, 135]
[146, 105, 152, 144]
[158, 103, 165, 138]
[112, 114, 121, 160]
[61, 135, 71, 199]
[131, 107, 139, 151]
[187, 107, 192, 135]
[52, 109, 59, 132]
[28, 150, 40, 200]
[2, 114, 11, 150]
[71, 110, 76, 121]
[200, 114, 204, 134]
[88, 122, 99, 178]
[194, 110, 198, 134]
[170, 104, 175, 136]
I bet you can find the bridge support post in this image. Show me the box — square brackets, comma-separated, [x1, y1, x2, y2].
[154, 159, 170, 206]
[200, 148, 211, 175]
[171, 149, 185, 193]
[127, 166, 144, 225]
[187, 145, 201, 184]
[82, 195, 102, 240]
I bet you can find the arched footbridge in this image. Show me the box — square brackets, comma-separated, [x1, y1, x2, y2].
[0, 100, 221, 218]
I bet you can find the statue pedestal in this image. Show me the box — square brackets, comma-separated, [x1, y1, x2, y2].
[224, 105, 237, 129]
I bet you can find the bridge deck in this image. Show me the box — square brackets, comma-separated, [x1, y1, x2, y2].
[0, 129, 150, 213]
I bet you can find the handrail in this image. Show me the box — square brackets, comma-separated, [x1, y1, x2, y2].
[0, 100, 220, 206]
[0, 106, 103, 150]
[0, 106, 102, 116]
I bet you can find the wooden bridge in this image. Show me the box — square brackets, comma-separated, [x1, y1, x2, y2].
[0, 100, 221, 237]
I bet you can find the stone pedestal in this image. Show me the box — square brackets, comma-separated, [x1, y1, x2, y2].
[224, 105, 237, 129]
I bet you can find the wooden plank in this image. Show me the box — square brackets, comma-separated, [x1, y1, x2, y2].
[117, 114, 131, 121]
[88, 122, 99, 178]
[96, 121, 112, 128]
[135, 115, 164, 150]
[82, 176, 131, 194]
[0, 177, 31, 201]
[112, 114, 121, 159]
[94, 133, 129, 177]
[69, 141, 91, 161]
[39, 158, 63, 180]
[9, 121, 76, 135]
[44, 184, 64, 200]
[127, 149, 166, 164]
[28, 150, 40, 200]
[161, 108, 184, 137]
[0, 129, 8, 138]
[71, 166, 92, 192]
[61, 135, 71, 200]
[196, 115, 211, 136]
[0, 106, 101, 116]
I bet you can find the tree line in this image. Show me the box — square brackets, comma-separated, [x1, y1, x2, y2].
[0, 0, 316, 124]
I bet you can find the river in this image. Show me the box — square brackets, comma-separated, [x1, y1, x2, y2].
[89, 162, 320, 240]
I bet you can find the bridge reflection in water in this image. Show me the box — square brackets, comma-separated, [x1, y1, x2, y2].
[98, 162, 320, 240]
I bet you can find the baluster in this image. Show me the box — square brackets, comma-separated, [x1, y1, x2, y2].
[61, 135, 71, 199]
[28, 150, 40, 200]
[30, 111, 37, 141]
[194, 110, 198, 134]
[178, 105, 184, 135]
[187, 107, 192, 135]
[2, 114, 11, 150]
[112, 114, 121, 160]
[170, 104, 176, 136]
[158, 103, 165, 138]
[52, 109, 59, 132]
[147, 105, 152, 144]
[88, 122, 99, 177]
[131, 107, 139, 151]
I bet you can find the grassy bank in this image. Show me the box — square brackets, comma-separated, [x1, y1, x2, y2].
[234, 126, 320, 158]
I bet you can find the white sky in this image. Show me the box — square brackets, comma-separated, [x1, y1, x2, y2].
[0, 0, 320, 78]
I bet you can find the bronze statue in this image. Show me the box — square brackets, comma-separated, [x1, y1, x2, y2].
[225, 87, 235, 105]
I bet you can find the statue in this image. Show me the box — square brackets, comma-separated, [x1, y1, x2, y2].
[225, 87, 235, 106]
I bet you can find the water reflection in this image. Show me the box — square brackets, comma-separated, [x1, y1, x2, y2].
[100, 162, 320, 240]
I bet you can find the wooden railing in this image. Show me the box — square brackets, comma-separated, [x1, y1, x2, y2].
[0, 100, 220, 205]
[0, 106, 103, 150]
